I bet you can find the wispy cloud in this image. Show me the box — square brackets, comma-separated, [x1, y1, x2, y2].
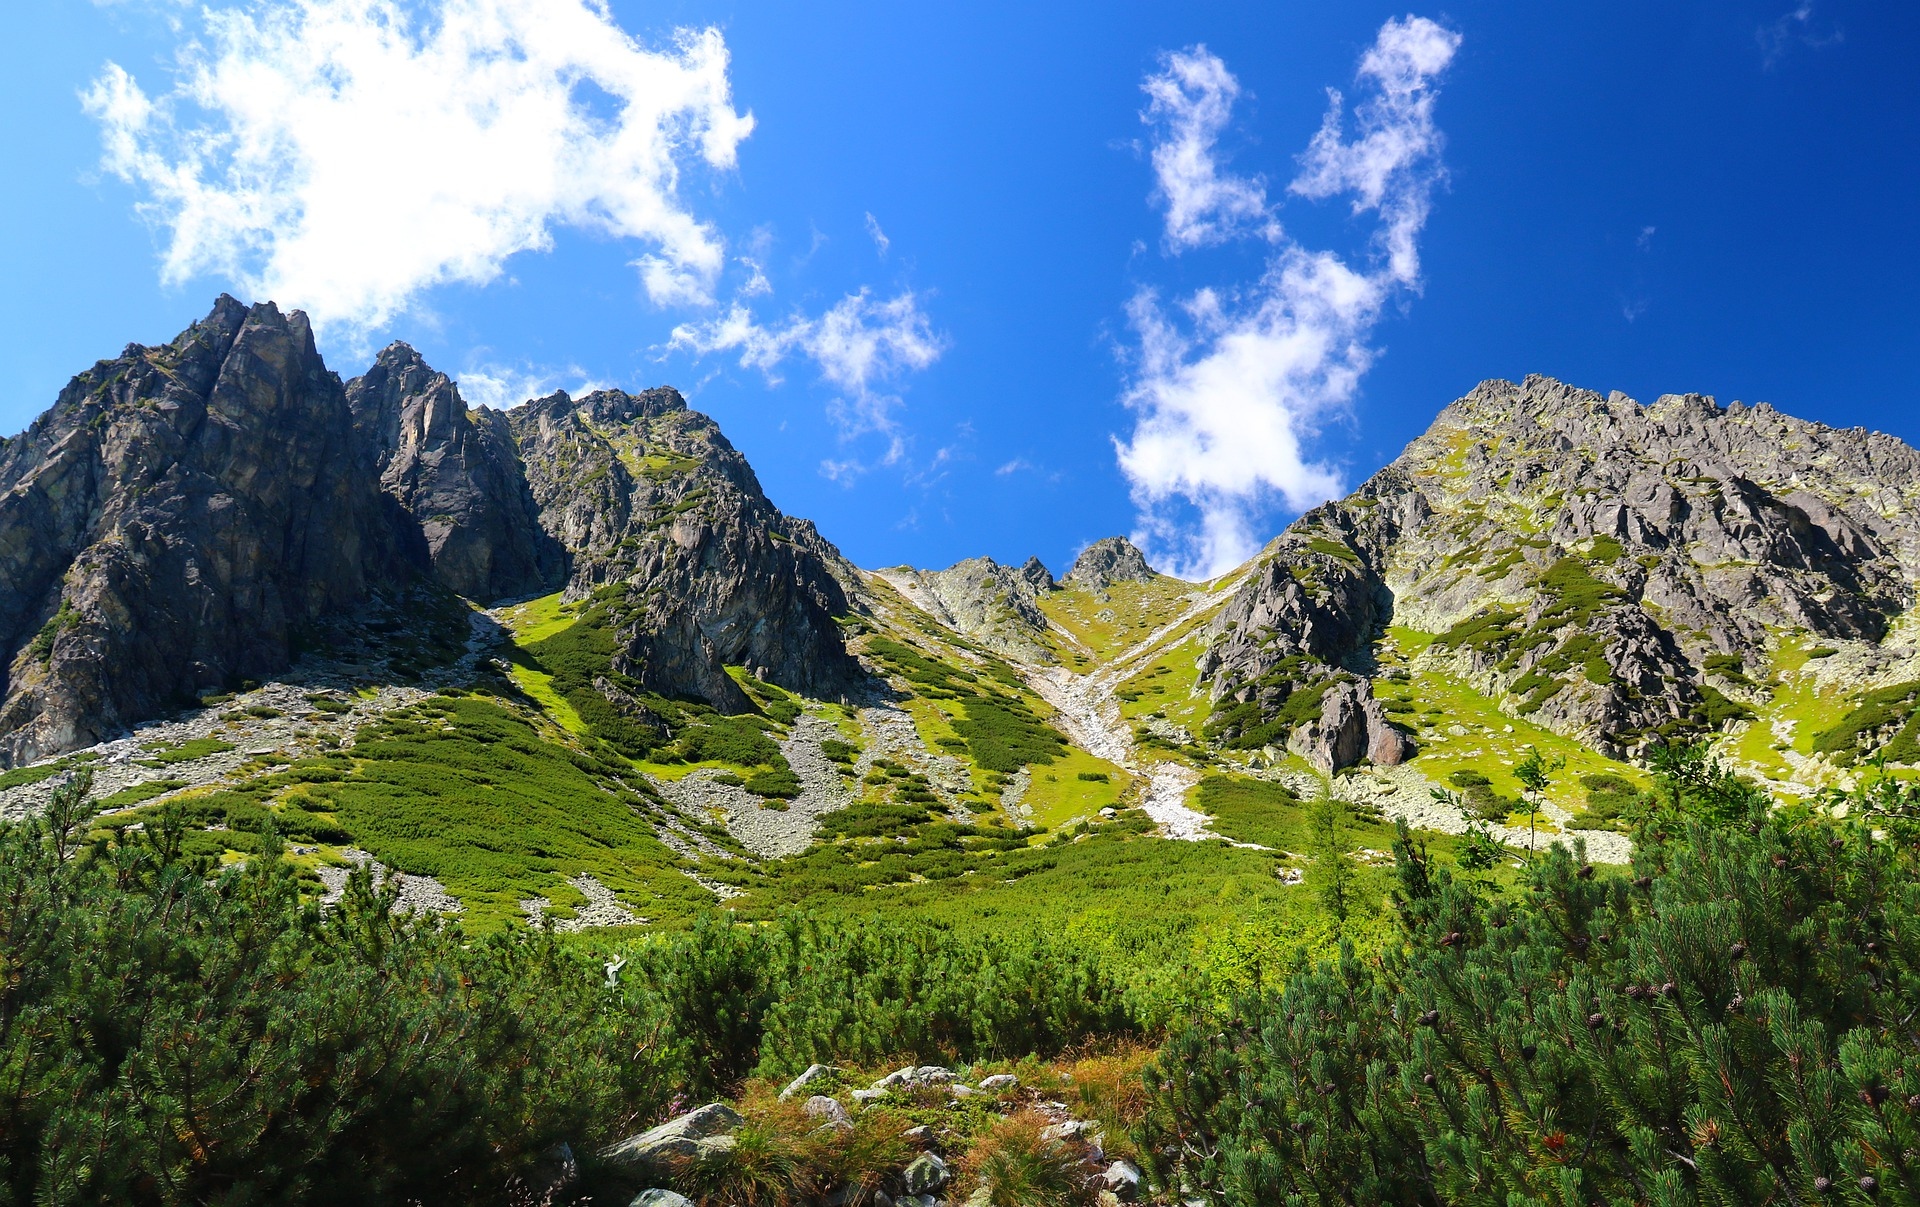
[83, 0, 753, 343]
[1142, 47, 1280, 251]
[668, 287, 946, 462]
[864, 212, 891, 258]
[456, 360, 604, 411]
[1757, 3, 1843, 67]
[1117, 16, 1460, 579]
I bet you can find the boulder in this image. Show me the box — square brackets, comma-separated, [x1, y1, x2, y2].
[601, 1103, 743, 1170]
[804, 1095, 850, 1127]
[629, 1192, 696, 1207]
[903, 1151, 951, 1195]
[1286, 679, 1413, 773]
[779, 1062, 834, 1100]
[1103, 1158, 1143, 1200]
[978, 1073, 1018, 1091]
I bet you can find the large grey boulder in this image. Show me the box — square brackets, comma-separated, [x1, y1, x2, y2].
[629, 1192, 695, 1207]
[1286, 679, 1414, 773]
[600, 1102, 744, 1171]
[778, 1062, 834, 1101]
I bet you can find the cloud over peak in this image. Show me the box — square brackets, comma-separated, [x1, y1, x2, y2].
[1117, 17, 1460, 579]
[84, 0, 754, 340]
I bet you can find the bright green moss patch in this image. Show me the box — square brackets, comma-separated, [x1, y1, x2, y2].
[303, 695, 709, 927]
[136, 738, 236, 767]
[1812, 680, 1920, 765]
[0, 763, 67, 792]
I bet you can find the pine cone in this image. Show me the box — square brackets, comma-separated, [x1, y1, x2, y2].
[1729, 941, 1747, 960]
[1814, 1177, 1832, 1192]
[1859, 1176, 1878, 1193]
[1417, 1009, 1440, 1027]
[1586, 1012, 1606, 1030]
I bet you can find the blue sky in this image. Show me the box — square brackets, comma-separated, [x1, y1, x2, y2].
[3, 1, 1915, 579]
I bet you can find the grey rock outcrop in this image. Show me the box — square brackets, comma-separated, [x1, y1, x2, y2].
[508, 387, 862, 711]
[1198, 375, 1920, 762]
[1287, 679, 1414, 773]
[346, 343, 563, 601]
[878, 557, 1054, 662]
[600, 1102, 744, 1171]
[0, 297, 411, 765]
[1018, 556, 1057, 593]
[1065, 537, 1157, 591]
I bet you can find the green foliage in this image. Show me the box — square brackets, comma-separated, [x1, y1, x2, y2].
[26, 601, 75, 663]
[1812, 680, 1920, 765]
[819, 738, 858, 764]
[744, 766, 802, 799]
[1434, 610, 1521, 650]
[1138, 811, 1920, 1205]
[1304, 786, 1355, 921]
[136, 737, 236, 766]
[1305, 537, 1361, 566]
[622, 912, 1138, 1097]
[1649, 741, 1770, 827]
[1695, 681, 1757, 727]
[679, 712, 783, 766]
[953, 694, 1067, 772]
[865, 636, 1069, 772]
[0, 763, 65, 792]
[297, 695, 705, 926]
[0, 775, 670, 1205]
[1704, 652, 1754, 685]
[517, 597, 671, 758]
[1447, 767, 1516, 822]
[1571, 771, 1643, 831]
[93, 778, 189, 809]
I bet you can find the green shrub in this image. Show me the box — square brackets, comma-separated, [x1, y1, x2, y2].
[1139, 809, 1920, 1205]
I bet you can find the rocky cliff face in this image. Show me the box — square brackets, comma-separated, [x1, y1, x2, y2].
[0, 297, 409, 764]
[1200, 375, 1920, 760]
[0, 299, 867, 765]
[346, 344, 564, 602]
[507, 387, 861, 711]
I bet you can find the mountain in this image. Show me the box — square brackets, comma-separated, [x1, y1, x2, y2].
[0, 298, 862, 765]
[0, 298, 412, 765]
[346, 342, 564, 602]
[1195, 375, 1920, 761]
[7, 300, 1920, 932]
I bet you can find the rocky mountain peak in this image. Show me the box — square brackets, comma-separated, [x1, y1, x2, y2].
[0, 296, 410, 764]
[345, 345, 564, 602]
[1199, 373, 1920, 766]
[1065, 537, 1156, 591]
[1018, 556, 1057, 593]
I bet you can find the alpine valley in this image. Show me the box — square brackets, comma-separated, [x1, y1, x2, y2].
[7, 298, 1920, 1206]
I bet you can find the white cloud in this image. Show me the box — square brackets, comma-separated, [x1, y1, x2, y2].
[1141, 47, 1280, 251]
[864, 212, 891, 257]
[669, 287, 945, 456]
[457, 360, 604, 410]
[83, 0, 754, 341]
[1118, 17, 1460, 580]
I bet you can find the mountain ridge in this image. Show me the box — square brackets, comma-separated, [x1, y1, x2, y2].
[6, 300, 1920, 919]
